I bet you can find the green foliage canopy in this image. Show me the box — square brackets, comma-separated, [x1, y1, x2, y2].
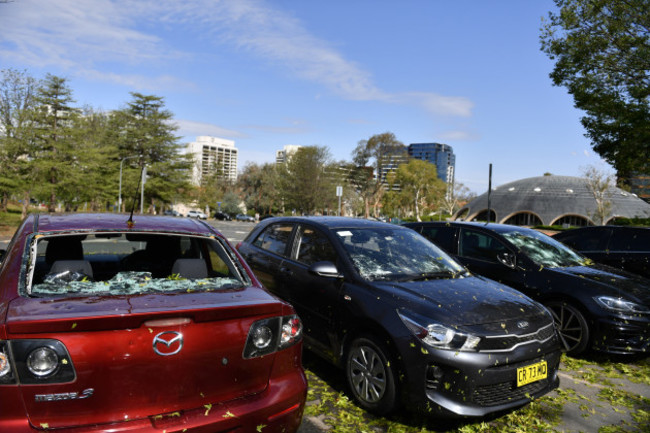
[540, 0, 650, 179]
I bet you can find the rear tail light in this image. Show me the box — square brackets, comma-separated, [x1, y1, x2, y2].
[243, 315, 303, 359]
[0, 339, 75, 385]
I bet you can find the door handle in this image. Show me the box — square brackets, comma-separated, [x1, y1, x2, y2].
[280, 267, 293, 276]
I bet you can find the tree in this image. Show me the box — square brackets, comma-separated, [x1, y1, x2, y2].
[238, 162, 280, 215]
[583, 165, 614, 225]
[30, 74, 80, 212]
[113, 93, 192, 213]
[540, 0, 650, 180]
[440, 181, 474, 217]
[384, 159, 446, 221]
[351, 132, 407, 218]
[277, 146, 335, 215]
[0, 68, 38, 215]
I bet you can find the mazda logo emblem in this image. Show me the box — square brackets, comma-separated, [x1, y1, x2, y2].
[152, 331, 183, 356]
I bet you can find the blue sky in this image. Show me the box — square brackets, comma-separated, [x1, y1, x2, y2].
[0, 0, 614, 193]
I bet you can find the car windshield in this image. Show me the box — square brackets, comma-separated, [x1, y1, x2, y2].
[336, 227, 465, 282]
[27, 232, 250, 297]
[501, 228, 589, 268]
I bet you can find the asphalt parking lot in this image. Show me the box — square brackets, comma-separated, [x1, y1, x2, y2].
[1, 219, 648, 432]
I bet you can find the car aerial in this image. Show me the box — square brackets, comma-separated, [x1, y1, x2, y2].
[185, 210, 207, 219]
[237, 217, 561, 417]
[553, 226, 650, 279]
[213, 211, 232, 221]
[404, 221, 650, 357]
[236, 214, 255, 222]
[0, 213, 306, 432]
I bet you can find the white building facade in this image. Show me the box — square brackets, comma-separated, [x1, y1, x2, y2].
[275, 145, 302, 164]
[187, 136, 238, 185]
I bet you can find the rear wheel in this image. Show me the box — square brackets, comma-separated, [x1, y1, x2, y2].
[345, 336, 397, 413]
[546, 301, 590, 356]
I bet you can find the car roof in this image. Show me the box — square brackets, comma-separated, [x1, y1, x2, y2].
[26, 213, 217, 236]
[405, 220, 538, 234]
[262, 216, 407, 231]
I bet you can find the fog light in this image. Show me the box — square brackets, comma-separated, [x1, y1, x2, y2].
[252, 326, 273, 349]
[27, 347, 59, 377]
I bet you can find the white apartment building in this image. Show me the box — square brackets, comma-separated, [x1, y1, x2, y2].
[186, 136, 238, 185]
[275, 145, 302, 164]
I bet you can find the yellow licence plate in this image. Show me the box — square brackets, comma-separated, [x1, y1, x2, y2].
[517, 361, 547, 387]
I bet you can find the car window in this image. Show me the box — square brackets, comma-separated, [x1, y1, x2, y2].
[459, 229, 508, 262]
[294, 225, 337, 265]
[253, 223, 293, 256]
[501, 228, 587, 268]
[420, 226, 457, 253]
[608, 229, 650, 252]
[558, 229, 610, 251]
[337, 227, 464, 282]
[27, 233, 249, 296]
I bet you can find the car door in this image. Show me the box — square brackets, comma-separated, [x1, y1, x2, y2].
[281, 224, 342, 354]
[242, 223, 295, 298]
[456, 228, 524, 288]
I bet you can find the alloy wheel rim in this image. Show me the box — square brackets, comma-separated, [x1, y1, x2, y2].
[549, 304, 584, 352]
[349, 345, 386, 403]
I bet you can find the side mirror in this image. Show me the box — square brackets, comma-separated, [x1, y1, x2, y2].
[308, 261, 342, 278]
[0, 249, 5, 262]
[497, 252, 516, 269]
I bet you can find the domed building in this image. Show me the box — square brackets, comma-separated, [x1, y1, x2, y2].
[454, 175, 650, 226]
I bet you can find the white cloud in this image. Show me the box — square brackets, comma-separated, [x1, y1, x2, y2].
[0, 0, 474, 117]
[175, 119, 247, 141]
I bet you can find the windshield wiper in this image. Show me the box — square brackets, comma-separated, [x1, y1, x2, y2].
[399, 271, 456, 282]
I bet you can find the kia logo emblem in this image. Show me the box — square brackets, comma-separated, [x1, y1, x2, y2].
[152, 331, 183, 356]
[517, 321, 529, 329]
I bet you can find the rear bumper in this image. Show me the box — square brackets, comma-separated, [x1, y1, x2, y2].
[0, 369, 307, 433]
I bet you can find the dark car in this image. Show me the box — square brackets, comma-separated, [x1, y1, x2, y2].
[0, 213, 306, 433]
[214, 211, 232, 221]
[237, 217, 560, 417]
[405, 221, 650, 357]
[553, 226, 650, 279]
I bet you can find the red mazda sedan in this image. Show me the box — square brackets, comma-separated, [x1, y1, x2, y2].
[0, 213, 306, 432]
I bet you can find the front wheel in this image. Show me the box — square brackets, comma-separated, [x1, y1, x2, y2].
[345, 336, 398, 413]
[546, 301, 590, 356]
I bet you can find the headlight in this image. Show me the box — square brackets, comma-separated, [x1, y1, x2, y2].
[398, 312, 481, 352]
[594, 296, 650, 314]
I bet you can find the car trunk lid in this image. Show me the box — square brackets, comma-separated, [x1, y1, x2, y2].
[6, 288, 284, 430]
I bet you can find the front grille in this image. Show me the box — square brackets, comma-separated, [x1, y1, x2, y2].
[473, 378, 549, 407]
[478, 323, 555, 352]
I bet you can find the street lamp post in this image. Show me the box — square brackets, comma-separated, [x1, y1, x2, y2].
[118, 155, 140, 212]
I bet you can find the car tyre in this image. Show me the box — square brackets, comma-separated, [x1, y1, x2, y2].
[546, 301, 590, 356]
[345, 335, 398, 414]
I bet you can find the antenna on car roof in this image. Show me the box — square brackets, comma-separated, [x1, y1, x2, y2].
[127, 165, 146, 228]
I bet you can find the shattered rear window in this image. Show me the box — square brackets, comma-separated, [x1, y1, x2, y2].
[27, 232, 250, 297]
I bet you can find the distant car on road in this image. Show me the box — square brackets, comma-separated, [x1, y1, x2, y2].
[0, 213, 307, 433]
[404, 221, 650, 356]
[214, 211, 232, 221]
[186, 210, 207, 219]
[236, 214, 255, 222]
[553, 226, 650, 279]
[238, 217, 561, 417]
[163, 209, 181, 217]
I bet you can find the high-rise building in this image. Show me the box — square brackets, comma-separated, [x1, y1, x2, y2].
[276, 145, 302, 164]
[186, 136, 238, 185]
[407, 142, 456, 183]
